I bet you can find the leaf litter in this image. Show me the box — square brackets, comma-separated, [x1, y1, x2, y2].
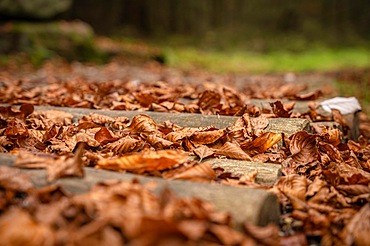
[0, 61, 369, 244]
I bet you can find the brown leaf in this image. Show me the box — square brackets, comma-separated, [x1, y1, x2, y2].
[198, 90, 221, 112]
[241, 132, 282, 155]
[275, 175, 308, 210]
[75, 132, 100, 147]
[335, 184, 370, 196]
[290, 131, 319, 164]
[127, 114, 158, 133]
[293, 90, 322, 100]
[165, 127, 197, 142]
[4, 118, 29, 138]
[46, 143, 85, 182]
[251, 116, 269, 137]
[97, 149, 188, 173]
[215, 142, 252, 161]
[105, 136, 143, 154]
[210, 224, 246, 245]
[0, 208, 55, 246]
[243, 223, 281, 246]
[166, 162, 217, 182]
[320, 127, 342, 147]
[270, 100, 292, 118]
[222, 87, 244, 107]
[322, 161, 370, 185]
[37, 110, 73, 126]
[229, 113, 253, 141]
[190, 129, 225, 145]
[42, 124, 59, 142]
[94, 127, 118, 145]
[341, 203, 370, 246]
[332, 109, 349, 132]
[146, 134, 175, 149]
[193, 145, 215, 161]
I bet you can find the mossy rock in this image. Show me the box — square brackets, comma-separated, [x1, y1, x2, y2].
[0, 21, 107, 64]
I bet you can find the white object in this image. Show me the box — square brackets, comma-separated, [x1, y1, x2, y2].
[320, 97, 362, 115]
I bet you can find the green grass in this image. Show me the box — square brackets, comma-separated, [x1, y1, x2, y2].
[164, 46, 370, 74]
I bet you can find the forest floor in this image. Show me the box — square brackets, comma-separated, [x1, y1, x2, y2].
[0, 37, 370, 245]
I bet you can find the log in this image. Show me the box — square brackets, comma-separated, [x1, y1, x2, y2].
[0, 153, 280, 227]
[29, 105, 311, 136]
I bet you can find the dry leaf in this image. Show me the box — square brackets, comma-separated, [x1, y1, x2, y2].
[46, 143, 85, 182]
[190, 129, 225, 145]
[97, 149, 188, 173]
[198, 90, 221, 111]
[290, 131, 319, 164]
[270, 100, 293, 118]
[166, 162, 217, 182]
[215, 142, 252, 161]
[193, 145, 215, 161]
[127, 114, 158, 134]
[241, 132, 282, 155]
[105, 136, 143, 154]
[0, 208, 55, 246]
[94, 127, 118, 145]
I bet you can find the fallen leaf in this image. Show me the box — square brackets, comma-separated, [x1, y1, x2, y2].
[127, 114, 158, 133]
[198, 90, 221, 112]
[241, 132, 282, 155]
[341, 203, 370, 246]
[166, 162, 217, 182]
[97, 149, 188, 173]
[47, 143, 85, 182]
[290, 131, 319, 164]
[105, 135, 143, 154]
[193, 145, 215, 161]
[0, 208, 55, 246]
[270, 101, 293, 118]
[94, 127, 118, 145]
[190, 129, 225, 145]
[214, 142, 252, 161]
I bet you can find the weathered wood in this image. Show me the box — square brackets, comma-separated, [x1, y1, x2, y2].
[204, 158, 281, 185]
[28, 105, 311, 136]
[0, 153, 280, 226]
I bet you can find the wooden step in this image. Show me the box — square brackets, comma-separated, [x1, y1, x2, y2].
[0, 153, 280, 227]
[29, 105, 311, 136]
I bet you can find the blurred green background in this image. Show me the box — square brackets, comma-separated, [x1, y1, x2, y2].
[0, 0, 369, 106]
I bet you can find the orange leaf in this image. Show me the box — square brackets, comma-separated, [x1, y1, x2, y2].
[105, 136, 143, 154]
[215, 142, 252, 161]
[97, 149, 188, 173]
[190, 129, 225, 145]
[167, 162, 217, 182]
[198, 90, 221, 110]
[193, 145, 215, 161]
[94, 127, 118, 145]
[241, 132, 282, 155]
[127, 114, 158, 133]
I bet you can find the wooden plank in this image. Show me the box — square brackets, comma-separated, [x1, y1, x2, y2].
[0, 153, 280, 226]
[28, 105, 311, 136]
